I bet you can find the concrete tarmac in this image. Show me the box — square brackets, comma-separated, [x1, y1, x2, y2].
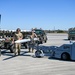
[0, 33, 75, 75]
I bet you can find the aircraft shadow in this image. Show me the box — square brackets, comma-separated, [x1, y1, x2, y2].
[2, 50, 32, 61]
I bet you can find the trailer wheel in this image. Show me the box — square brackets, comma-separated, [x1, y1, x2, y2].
[9, 44, 15, 53]
[61, 53, 70, 60]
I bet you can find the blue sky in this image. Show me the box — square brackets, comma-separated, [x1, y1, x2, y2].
[0, 0, 75, 30]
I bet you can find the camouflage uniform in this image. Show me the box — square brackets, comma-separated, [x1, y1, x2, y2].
[14, 28, 23, 55]
[29, 30, 37, 53]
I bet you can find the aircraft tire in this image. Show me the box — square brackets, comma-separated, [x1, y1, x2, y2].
[35, 50, 44, 58]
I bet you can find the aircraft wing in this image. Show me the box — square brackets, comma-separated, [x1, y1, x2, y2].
[15, 38, 38, 43]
